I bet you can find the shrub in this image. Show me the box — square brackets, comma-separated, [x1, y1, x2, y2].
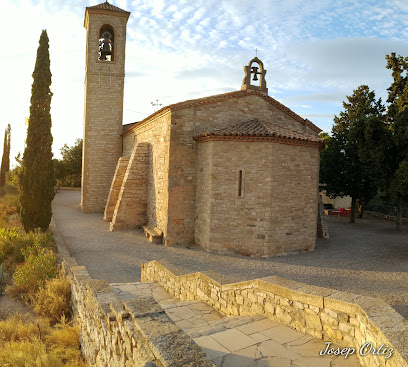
[7, 213, 22, 229]
[3, 182, 19, 196]
[0, 228, 56, 273]
[0, 227, 25, 270]
[0, 184, 20, 218]
[0, 263, 8, 293]
[23, 230, 56, 253]
[7, 247, 58, 299]
[2, 194, 20, 213]
[32, 273, 72, 324]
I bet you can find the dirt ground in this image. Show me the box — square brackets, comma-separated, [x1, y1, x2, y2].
[0, 292, 34, 321]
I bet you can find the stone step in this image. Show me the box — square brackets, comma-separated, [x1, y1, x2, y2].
[109, 281, 360, 367]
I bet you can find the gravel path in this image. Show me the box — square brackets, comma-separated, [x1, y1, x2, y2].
[52, 190, 408, 319]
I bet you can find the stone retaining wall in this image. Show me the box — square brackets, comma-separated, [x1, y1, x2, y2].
[68, 265, 215, 367]
[366, 211, 408, 224]
[51, 218, 216, 367]
[142, 260, 408, 367]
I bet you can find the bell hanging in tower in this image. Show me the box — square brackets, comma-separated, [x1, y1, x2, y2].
[99, 31, 113, 61]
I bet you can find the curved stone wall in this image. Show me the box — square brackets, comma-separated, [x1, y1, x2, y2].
[142, 260, 408, 367]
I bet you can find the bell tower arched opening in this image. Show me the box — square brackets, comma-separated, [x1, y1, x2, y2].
[99, 24, 114, 61]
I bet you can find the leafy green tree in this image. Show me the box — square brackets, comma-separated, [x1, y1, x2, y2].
[0, 124, 11, 187]
[318, 132, 330, 144]
[385, 53, 408, 230]
[57, 139, 82, 187]
[20, 30, 55, 232]
[9, 153, 23, 190]
[320, 85, 386, 223]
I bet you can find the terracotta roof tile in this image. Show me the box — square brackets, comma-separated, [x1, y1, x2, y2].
[168, 90, 247, 111]
[195, 119, 323, 145]
[122, 122, 138, 133]
[86, 1, 130, 15]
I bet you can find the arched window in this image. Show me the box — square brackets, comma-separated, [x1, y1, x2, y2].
[249, 61, 261, 86]
[99, 24, 114, 61]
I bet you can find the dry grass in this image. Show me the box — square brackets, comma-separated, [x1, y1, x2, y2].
[0, 314, 87, 367]
[0, 189, 88, 366]
[0, 314, 50, 343]
[32, 272, 72, 324]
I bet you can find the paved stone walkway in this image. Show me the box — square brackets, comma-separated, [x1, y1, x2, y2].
[52, 190, 408, 319]
[110, 282, 359, 367]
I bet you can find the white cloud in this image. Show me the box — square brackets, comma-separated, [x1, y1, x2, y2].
[3, 0, 408, 166]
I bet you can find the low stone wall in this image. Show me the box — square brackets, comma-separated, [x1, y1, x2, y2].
[59, 187, 82, 191]
[68, 265, 215, 367]
[142, 260, 408, 367]
[51, 219, 215, 367]
[366, 211, 408, 224]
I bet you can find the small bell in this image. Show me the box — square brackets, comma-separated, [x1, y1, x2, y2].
[99, 31, 113, 60]
[251, 66, 259, 81]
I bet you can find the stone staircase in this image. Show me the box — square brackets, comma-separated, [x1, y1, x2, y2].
[110, 282, 359, 367]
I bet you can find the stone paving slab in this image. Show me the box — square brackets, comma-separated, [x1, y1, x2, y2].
[110, 281, 360, 367]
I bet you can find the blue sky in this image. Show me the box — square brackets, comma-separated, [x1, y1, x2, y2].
[2, 0, 408, 166]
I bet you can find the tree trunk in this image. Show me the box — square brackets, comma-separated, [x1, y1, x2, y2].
[349, 197, 356, 223]
[396, 195, 402, 231]
[357, 200, 364, 219]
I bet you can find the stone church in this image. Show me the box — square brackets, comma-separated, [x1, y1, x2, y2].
[81, 2, 324, 257]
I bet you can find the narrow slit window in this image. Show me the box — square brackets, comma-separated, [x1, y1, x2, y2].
[238, 170, 243, 197]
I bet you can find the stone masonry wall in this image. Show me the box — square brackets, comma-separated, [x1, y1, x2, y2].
[195, 140, 320, 257]
[166, 92, 320, 245]
[110, 143, 150, 231]
[104, 157, 130, 222]
[142, 260, 408, 367]
[68, 265, 215, 367]
[121, 112, 171, 236]
[82, 11, 129, 212]
[52, 218, 215, 367]
[194, 142, 212, 248]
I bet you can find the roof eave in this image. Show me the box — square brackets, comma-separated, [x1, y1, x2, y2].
[84, 2, 130, 27]
[194, 134, 325, 149]
[122, 107, 171, 137]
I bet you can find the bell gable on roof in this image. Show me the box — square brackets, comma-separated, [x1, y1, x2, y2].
[241, 57, 268, 94]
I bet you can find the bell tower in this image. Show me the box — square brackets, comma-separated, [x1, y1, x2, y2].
[82, 2, 130, 212]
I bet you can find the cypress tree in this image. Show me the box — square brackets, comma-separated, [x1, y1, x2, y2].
[0, 124, 10, 187]
[20, 30, 55, 232]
